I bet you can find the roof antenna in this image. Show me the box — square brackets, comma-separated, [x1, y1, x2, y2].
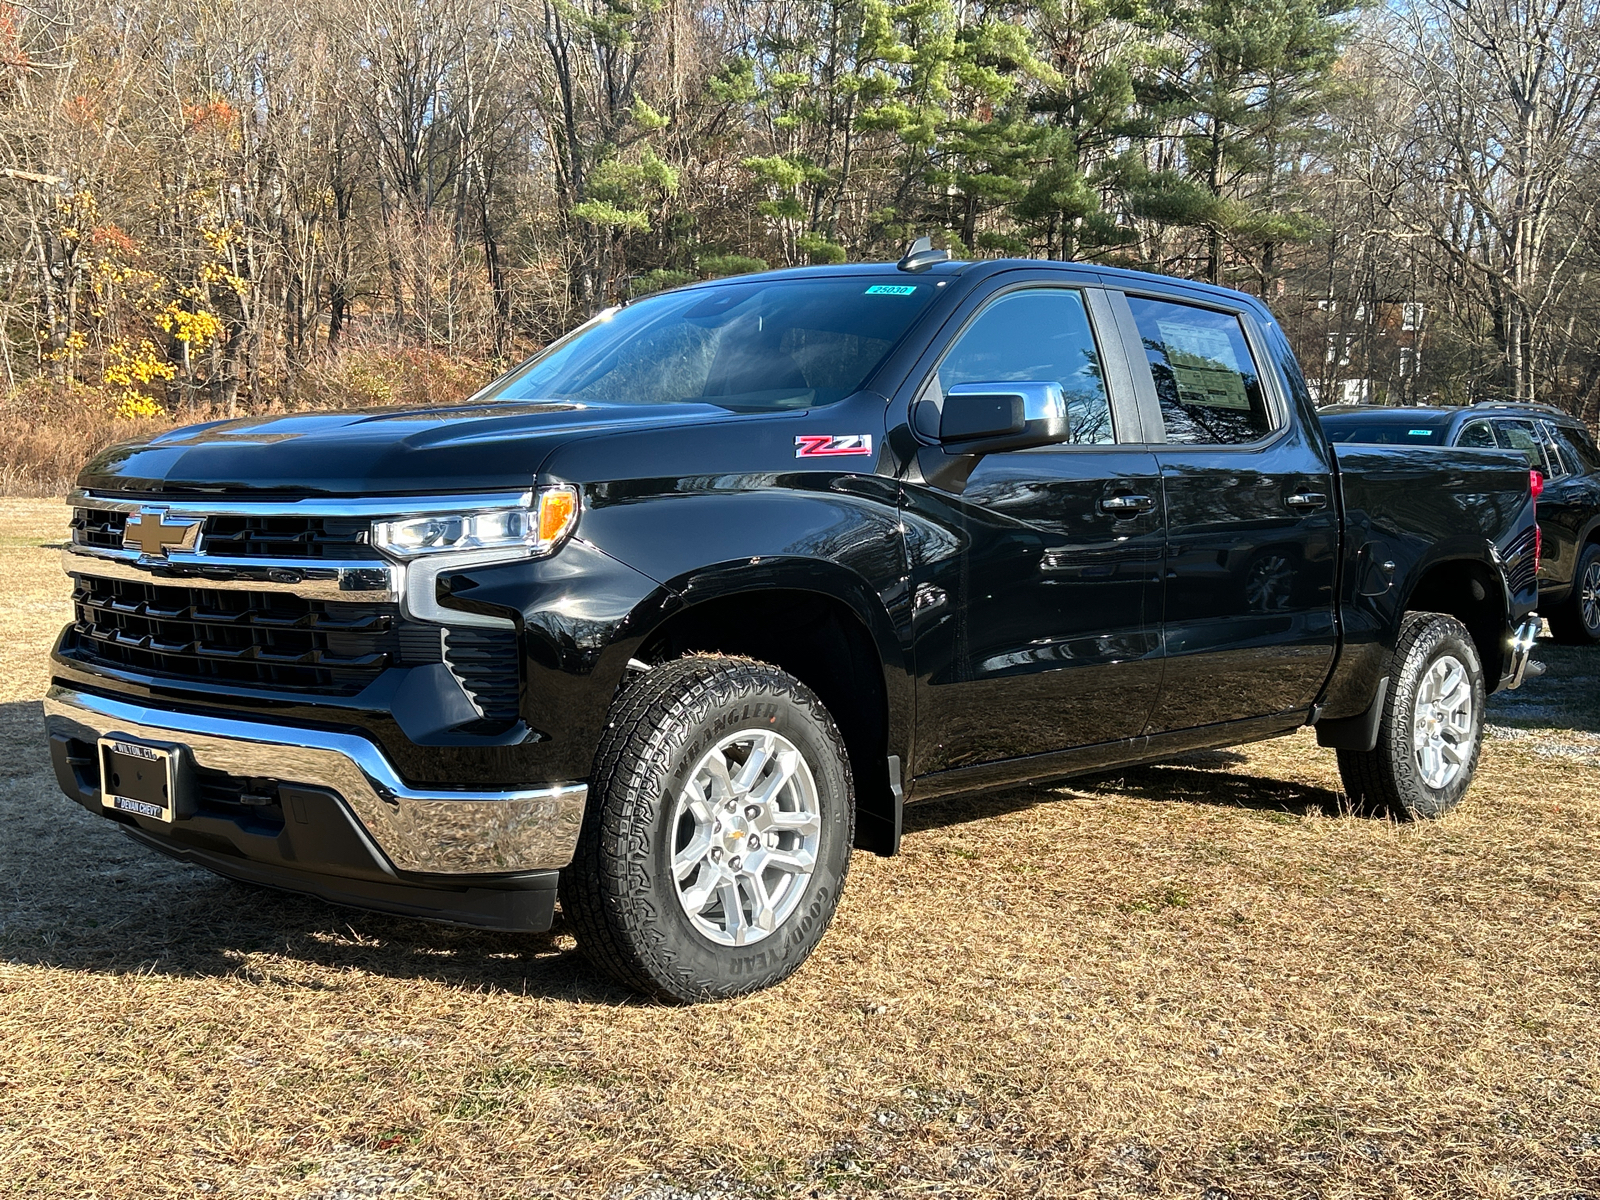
[897, 235, 951, 273]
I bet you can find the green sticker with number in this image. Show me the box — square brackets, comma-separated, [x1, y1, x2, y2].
[865, 284, 917, 295]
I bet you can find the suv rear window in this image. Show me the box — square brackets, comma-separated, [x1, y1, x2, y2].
[1321, 419, 1446, 445]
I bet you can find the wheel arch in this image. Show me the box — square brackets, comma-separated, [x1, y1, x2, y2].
[1400, 553, 1509, 684]
[629, 560, 912, 855]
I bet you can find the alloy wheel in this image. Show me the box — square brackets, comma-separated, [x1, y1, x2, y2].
[669, 729, 822, 947]
[1412, 654, 1475, 791]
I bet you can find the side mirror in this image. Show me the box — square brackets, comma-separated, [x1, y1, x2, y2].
[926, 381, 1070, 455]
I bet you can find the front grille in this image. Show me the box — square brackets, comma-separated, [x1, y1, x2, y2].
[71, 508, 127, 550]
[67, 575, 398, 694]
[201, 514, 378, 559]
[70, 507, 378, 560]
[444, 628, 522, 724]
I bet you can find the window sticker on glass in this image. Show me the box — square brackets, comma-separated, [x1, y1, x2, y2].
[1154, 321, 1250, 411]
[864, 284, 918, 296]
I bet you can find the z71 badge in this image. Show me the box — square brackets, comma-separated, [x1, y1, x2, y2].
[795, 434, 873, 458]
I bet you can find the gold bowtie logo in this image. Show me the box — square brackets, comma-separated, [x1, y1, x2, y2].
[122, 510, 203, 557]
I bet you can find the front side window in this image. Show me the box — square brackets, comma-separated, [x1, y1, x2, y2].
[934, 288, 1113, 444]
[1127, 296, 1276, 445]
[480, 277, 940, 412]
[1457, 421, 1496, 449]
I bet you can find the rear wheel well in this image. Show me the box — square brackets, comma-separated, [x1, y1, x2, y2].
[1404, 559, 1506, 682]
[634, 590, 894, 852]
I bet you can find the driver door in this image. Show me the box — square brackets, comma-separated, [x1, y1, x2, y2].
[900, 282, 1166, 776]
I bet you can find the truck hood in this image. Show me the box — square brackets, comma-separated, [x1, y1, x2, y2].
[78, 401, 748, 496]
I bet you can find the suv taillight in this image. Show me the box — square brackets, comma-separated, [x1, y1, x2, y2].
[1531, 469, 1542, 570]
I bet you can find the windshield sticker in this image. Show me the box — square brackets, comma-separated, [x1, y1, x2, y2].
[865, 285, 917, 296]
[796, 434, 873, 458]
[1409, 429, 1432, 436]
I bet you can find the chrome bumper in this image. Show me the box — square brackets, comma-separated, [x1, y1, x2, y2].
[42, 686, 587, 874]
[1502, 615, 1542, 690]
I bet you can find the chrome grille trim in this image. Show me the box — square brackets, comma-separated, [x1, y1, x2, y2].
[63, 545, 398, 603]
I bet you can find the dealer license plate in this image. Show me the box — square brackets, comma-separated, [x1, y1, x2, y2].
[98, 737, 176, 822]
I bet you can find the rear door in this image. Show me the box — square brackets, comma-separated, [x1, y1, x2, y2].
[1108, 289, 1339, 732]
[1494, 417, 1572, 589]
[900, 278, 1166, 774]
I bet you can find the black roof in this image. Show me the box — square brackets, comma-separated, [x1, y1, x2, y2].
[661, 258, 1275, 317]
[1319, 403, 1581, 427]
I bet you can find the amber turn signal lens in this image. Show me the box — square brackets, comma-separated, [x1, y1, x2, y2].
[537, 486, 579, 544]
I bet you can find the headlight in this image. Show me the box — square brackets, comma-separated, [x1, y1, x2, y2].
[371, 486, 580, 560]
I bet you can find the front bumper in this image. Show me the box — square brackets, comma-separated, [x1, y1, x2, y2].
[44, 684, 587, 878]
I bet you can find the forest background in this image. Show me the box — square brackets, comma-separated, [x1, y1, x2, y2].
[3, 0, 1598, 492]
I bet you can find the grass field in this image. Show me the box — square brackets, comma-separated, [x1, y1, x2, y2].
[2, 497, 1598, 1199]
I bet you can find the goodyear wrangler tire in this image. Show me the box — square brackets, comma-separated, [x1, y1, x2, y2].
[560, 654, 854, 1002]
[1336, 612, 1486, 820]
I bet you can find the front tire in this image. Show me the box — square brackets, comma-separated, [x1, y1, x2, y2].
[1336, 612, 1486, 819]
[561, 655, 854, 1002]
[1546, 542, 1600, 645]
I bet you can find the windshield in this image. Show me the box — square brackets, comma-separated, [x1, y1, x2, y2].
[1322, 418, 1447, 445]
[481, 277, 942, 412]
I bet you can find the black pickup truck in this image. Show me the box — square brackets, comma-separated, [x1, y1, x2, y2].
[43, 249, 1541, 1001]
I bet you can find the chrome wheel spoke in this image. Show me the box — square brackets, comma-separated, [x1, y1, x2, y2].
[679, 870, 719, 915]
[732, 732, 775, 795]
[720, 880, 749, 944]
[673, 832, 712, 881]
[759, 808, 821, 838]
[750, 747, 800, 807]
[701, 749, 736, 803]
[748, 874, 780, 934]
[757, 847, 815, 875]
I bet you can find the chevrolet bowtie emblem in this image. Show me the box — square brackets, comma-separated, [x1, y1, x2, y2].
[122, 510, 203, 558]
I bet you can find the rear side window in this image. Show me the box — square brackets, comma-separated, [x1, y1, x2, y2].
[1536, 422, 1571, 477]
[1456, 421, 1496, 449]
[1552, 423, 1600, 472]
[935, 288, 1114, 444]
[1494, 420, 1550, 470]
[1127, 296, 1275, 445]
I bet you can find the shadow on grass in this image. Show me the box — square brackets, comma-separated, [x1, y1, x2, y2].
[904, 745, 1346, 836]
[0, 699, 637, 1000]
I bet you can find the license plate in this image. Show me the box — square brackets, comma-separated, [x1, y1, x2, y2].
[98, 737, 176, 822]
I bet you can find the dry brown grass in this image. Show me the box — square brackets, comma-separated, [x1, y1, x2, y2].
[2, 503, 1599, 1199]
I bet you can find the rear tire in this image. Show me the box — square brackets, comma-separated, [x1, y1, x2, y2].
[1336, 612, 1485, 820]
[561, 654, 854, 1002]
[1546, 543, 1600, 645]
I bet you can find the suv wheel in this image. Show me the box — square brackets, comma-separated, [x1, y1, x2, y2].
[1336, 612, 1486, 819]
[561, 654, 854, 1002]
[1547, 542, 1600, 645]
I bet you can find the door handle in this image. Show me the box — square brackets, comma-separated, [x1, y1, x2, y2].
[1100, 493, 1156, 515]
[1285, 492, 1328, 511]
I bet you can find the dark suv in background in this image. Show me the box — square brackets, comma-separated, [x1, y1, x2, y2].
[1321, 402, 1600, 643]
